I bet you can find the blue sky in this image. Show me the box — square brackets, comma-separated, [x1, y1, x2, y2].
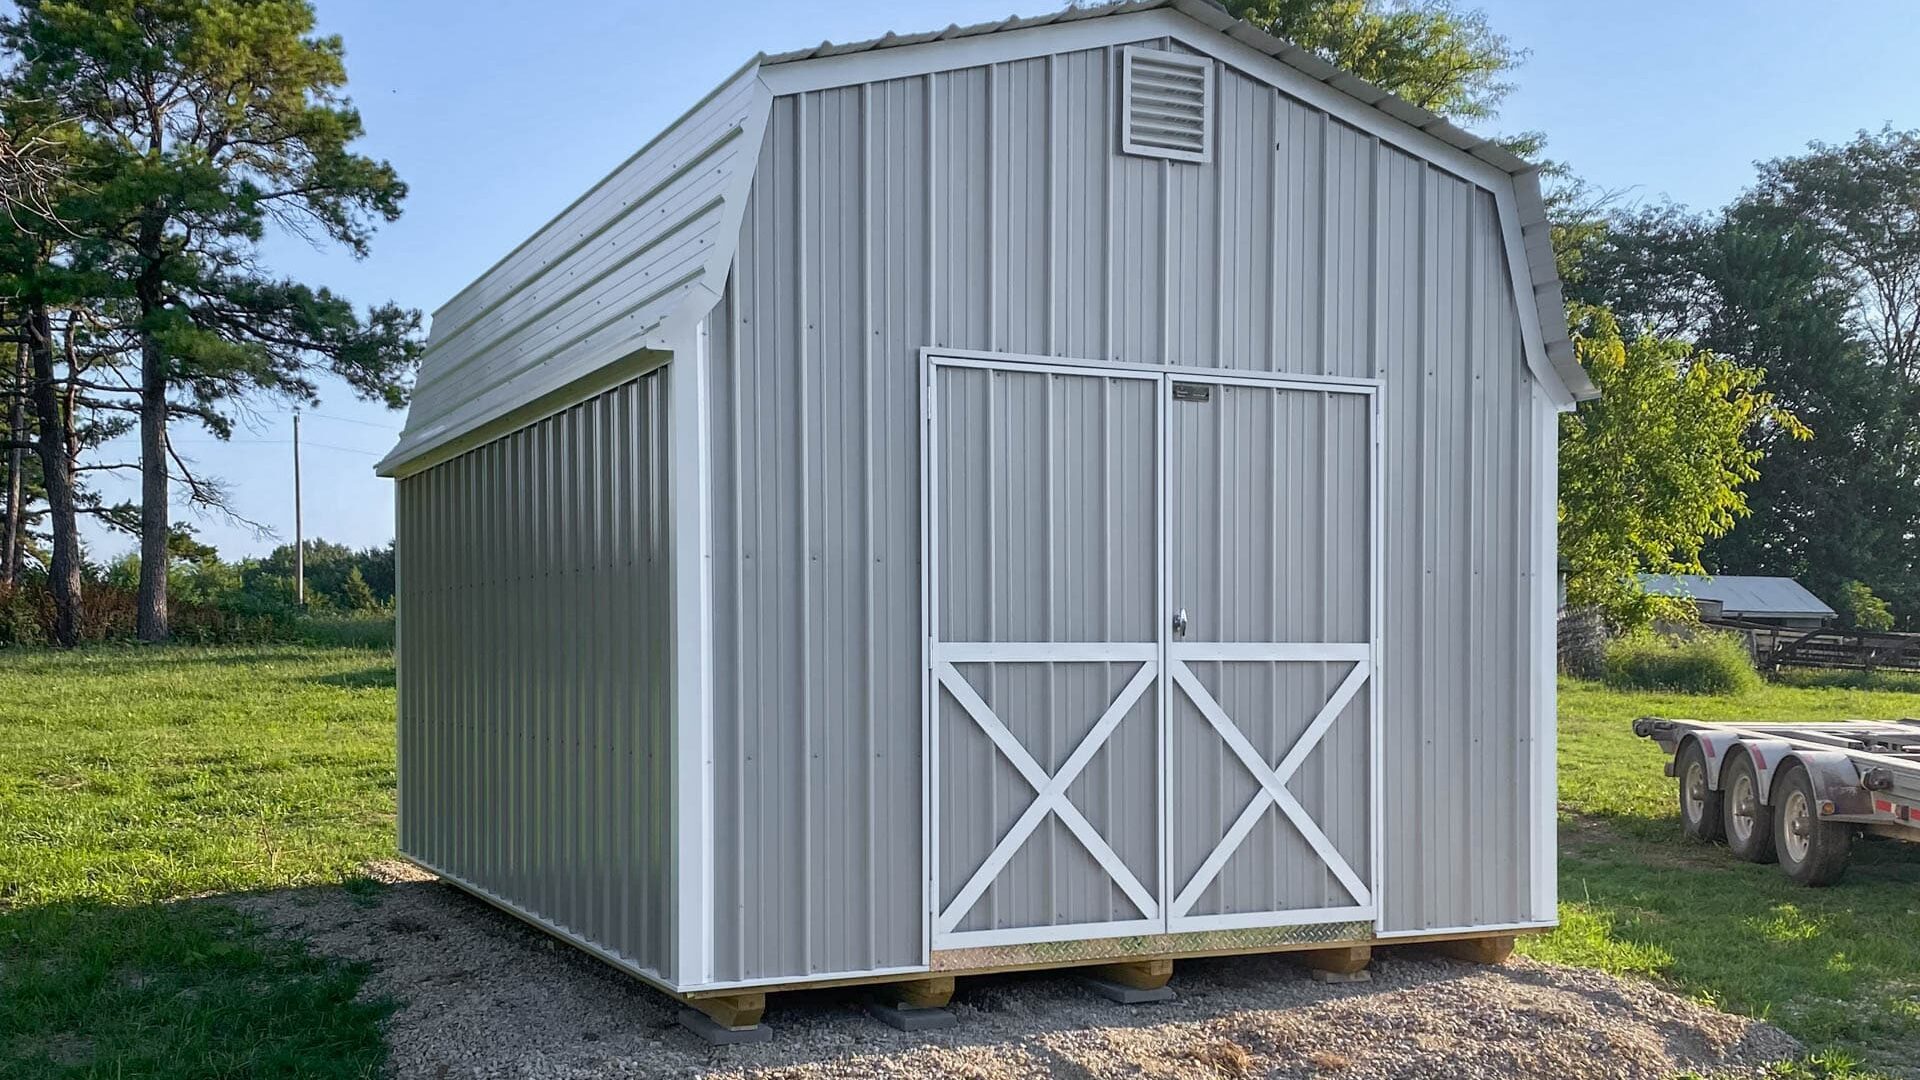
[83, 0, 1920, 559]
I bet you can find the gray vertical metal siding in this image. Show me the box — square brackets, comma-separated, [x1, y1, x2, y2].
[709, 42, 1546, 978]
[397, 374, 677, 979]
[705, 82, 928, 982]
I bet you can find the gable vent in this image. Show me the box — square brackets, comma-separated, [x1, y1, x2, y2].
[1121, 46, 1212, 163]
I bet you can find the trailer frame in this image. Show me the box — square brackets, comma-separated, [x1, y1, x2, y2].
[1633, 716, 1920, 883]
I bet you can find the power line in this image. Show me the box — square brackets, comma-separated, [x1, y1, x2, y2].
[170, 437, 382, 457]
[302, 410, 401, 432]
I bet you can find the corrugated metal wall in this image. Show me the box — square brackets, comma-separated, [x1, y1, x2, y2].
[397, 374, 678, 980]
[708, 41, 1548, 979]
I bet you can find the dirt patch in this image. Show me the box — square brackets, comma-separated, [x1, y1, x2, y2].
[233, 865, 1802, 1079]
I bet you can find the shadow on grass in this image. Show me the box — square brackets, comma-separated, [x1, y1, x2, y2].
[1539, 815, 1920, 1074]
[0, 895, 391, 1080]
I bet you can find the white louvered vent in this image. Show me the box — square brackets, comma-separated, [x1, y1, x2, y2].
[1121, 46, 1212, 163]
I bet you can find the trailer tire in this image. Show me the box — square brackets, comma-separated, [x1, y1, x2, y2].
[1676, 741, 1724, 843]
[1772, 764, 1850, 887]
[1721, 752, 1776, 864]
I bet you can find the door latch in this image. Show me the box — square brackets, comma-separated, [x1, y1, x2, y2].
[1172, 608, 1189, 639]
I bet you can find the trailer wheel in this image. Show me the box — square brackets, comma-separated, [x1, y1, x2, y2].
[1772, 764, 1851, 886]
[1676, 741, 1724, 843]
[1721, 752, 1777, 863]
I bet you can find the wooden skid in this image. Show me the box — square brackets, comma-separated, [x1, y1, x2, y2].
[681, 928, 1534, 1000]
[876, 976, 955, 1009]
[1288, 945, 1371, 975]
[1086, 959, 1174, 990]
[686, 991, 765, 1029]
[1418, 934, 1516, 965]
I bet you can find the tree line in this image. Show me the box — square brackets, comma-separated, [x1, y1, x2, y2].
[4, 0, 1917, 645]
[0, 0, 417, 646]
[0, 533, 394, 646]
[1233, 0, 1919, 631]
[1569, 132, 1920, 627]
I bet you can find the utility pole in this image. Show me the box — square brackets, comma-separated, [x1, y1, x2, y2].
[293, 410, 305, 606]
[2, 337, 25, 589]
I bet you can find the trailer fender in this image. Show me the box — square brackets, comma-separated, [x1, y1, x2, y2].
[1736, 739, 1798, 803]
[1776, 751, 1877, 818]
[1684, 731, 1750, 791]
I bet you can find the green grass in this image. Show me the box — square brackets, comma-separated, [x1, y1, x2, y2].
[0, 644, 398, 1078]
[1524, 675, 1920, 1079]
[6, 644, 1919, 1077]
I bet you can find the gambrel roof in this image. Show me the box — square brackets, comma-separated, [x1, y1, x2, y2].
[381, 0, 1591, 477]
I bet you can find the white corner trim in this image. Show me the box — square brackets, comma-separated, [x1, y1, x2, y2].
[669, 321, 715, 986]
[1530, 381, 1560, 924]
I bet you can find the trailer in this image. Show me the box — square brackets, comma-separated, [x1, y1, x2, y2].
[1633, 716, 1920, 885]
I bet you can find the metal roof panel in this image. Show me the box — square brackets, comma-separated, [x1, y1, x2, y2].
[1640, 575, 1839, 618]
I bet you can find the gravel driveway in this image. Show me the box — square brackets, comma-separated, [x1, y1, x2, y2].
[235, 862, 1801, 1079]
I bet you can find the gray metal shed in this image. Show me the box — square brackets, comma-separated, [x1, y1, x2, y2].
[1641, 574, 1838, 627]
[379, 0, 1593, 1022]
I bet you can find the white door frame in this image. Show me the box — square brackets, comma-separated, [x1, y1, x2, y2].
[920, 348, 1385, 958]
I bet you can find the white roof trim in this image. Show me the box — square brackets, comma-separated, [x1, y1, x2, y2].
[378, 70, 771, 476]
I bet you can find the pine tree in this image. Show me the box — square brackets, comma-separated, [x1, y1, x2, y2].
[2, 0, 421, 641]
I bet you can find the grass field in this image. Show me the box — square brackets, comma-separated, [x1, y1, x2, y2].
[2, 644, 1917, 1077]
[1522, 672, 1920, 1078]
[0, 645, 398, 1079]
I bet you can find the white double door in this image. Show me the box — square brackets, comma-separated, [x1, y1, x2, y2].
[927, 355, 1378, 950]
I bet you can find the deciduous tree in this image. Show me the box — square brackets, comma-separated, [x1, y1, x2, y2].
[1572, 139, 1920, 626]
[1224, 0, 1523, 120]
[1558, 305, 1808, 627]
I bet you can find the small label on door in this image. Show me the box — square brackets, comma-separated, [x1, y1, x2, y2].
[1172, 382, 1212, 402]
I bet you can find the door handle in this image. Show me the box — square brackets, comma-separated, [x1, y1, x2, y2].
[1172, 608, 1189, 639]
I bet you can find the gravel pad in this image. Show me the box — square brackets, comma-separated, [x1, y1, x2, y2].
[233, 863, 1802, 1079]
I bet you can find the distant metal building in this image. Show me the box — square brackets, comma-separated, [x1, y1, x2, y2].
[1642, 574, 1838, 628]
[379, 0, 1595, 1026]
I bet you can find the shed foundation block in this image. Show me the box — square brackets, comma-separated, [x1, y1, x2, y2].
[864, 975, 959, 1030]
[677, 1005, 773, 1046]
[1079, 975, 1177, 1003]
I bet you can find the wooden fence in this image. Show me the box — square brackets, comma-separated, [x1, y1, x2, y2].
[1708, 618, 1920, 673]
